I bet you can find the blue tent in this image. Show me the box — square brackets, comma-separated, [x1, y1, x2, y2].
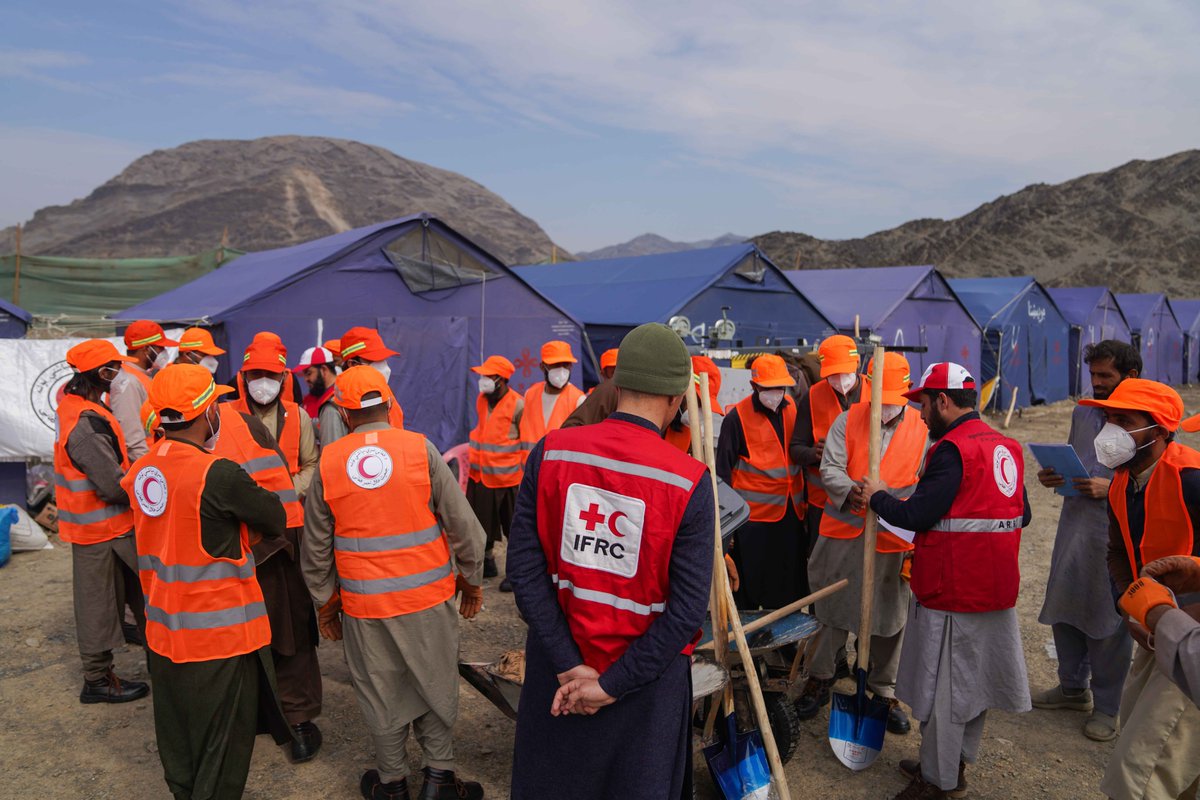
[0, 296, 31, 338]
[789, 265, 981, 382]
[1115, 293, 1184, 385]
[1046, 287, 1132, 396]
[1170, 299, 1200, 385]
[115, 214, 585, 450]
[948, 277, 1070, 409]
[516, 244, 833, 385]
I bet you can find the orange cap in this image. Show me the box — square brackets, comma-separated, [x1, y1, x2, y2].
[66, 339, 134, 373]
[600, 349, 619, 371]
[177, 327, 225, 355]
[818, 334, 860, 377]
[241, 340, 289, 373]
[340, 327, 398, 362]
[1079, 378, 1184, 432]
[334, 365, 392, 410]
[864, 351, 913, 406]
[1184, 414, 1200, 433]
[691, 355, 723, 414]
[323, 339, 342, 358]
[472, 355, 515, 379]
[149, 364, 233, 422]
[540, 340, 578, 365]
[140, 400, 159, 437]
[750, 354, 796, 388]
[123, 320, 179, 351]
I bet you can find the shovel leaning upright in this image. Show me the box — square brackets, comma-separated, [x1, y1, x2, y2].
[828, 343, 891, 770]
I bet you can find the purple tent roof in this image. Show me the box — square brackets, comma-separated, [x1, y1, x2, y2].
[785, 265, 957, 328]
[1172, 299, 1200, 335]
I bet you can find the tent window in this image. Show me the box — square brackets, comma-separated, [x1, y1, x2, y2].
[732, 253, 766, 283]
[384, 225, 501, 293]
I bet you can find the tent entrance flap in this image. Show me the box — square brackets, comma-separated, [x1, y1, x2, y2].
[378, 315, 469, 451]
[385, 224, 502, 293]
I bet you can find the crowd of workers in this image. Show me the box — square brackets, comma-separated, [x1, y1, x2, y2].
[50, 316, 1200, 800]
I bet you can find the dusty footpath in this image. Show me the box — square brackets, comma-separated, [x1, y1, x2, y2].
[5, 388, 1200, 799]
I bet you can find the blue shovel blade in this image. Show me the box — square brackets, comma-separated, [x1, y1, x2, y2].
[828, 671, 889, 771]
[704, 714, 772, 800]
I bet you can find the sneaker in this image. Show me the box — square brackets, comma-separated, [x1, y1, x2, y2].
[80, 669, 150, 704]
[794, 676, 835, 720]
[1083, 711, 1119, 742]
[899, 759, 965, 799]
[1031, 685, 1093, 712]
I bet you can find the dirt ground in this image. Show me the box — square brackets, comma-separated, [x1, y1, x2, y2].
[5, 388, 1200, 800]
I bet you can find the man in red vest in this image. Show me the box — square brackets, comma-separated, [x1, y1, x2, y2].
[466, 355, 525, 589]
[798, 351, 926, 732]
[55, 339, 150, 704]
[111, 321, 178, 460]
[221, 338, 324, 761]
[124, 364, 291, 799]
[508, 322, 713, 800]
[302, 366, 485, 800]
[862, 362, 1032, 800]
[717, 353, 806, 609]
[1075, 379, 1200, 799]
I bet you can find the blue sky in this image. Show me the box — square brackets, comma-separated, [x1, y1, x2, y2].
[2, 1, 1198, 253]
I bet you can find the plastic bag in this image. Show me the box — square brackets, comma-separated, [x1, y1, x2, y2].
[0, 505, 16, 566]
[6, 505, 51, 552]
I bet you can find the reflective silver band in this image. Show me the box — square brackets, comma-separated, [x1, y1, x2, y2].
[335, 524, 442, 553]
[139, 553, 257, 583]
[55, 475, 97, 492]
[59, 504, 130, 525]
[469, 439, 523, 453]
[734, 461, 791, 480]
[734, 489, 788, 507]
[240, 454, 287, 474]
[929, 517, 1023, 533]
[146, 600, 267, 631]
[552, 574, 666, 616]
[340, 561, 453, 595]
[543, 449, 695, 491]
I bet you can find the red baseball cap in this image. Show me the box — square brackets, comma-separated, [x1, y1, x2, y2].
[123, 321, 179, 351]
[340, 327, 398, 361]
[903, 362, 976, 401]
[296, 346, 336, 371]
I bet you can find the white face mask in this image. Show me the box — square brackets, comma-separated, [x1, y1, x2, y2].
[882, 404, 905, 424]
[371, 361, 392, 382]
[828, 373, 858, 395]
[547, 366, 570, 389]
[478, 377, 496, 395]
[1094, 422, 1157, 469]
[758, 388, 786, 412]
[152, 348, 170, 371]
[248, 377, 282, 405]
[203, 408, 221, 451]
[199, 355, 219, 375]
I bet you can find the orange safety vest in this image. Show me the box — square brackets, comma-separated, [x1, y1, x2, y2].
[730, 395, 804, 522]
[519, 382, 585, 459]
[468, 391, 524, 488]
[122, 439, 271, 663]
[53, 395, 135, 545]
[320, 427, 455, 619]
[122, 362, 153, 394]
[1110, 441, 1200, 576]
[806, 379, 846, 510]
[212, 405, 304, 527]
[228, 394, 303, 475]
[819, 404, 924, 553]
[664, 423, 692, 454]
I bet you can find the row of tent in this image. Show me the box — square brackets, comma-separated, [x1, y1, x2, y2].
[3, 213, 1196, 451]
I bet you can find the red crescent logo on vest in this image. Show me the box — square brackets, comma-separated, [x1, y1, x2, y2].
[347, 446, 393, 490]
[134, 466, 168, 517]
[992, 445, 1018, 498]
[607, 510, 629, 537]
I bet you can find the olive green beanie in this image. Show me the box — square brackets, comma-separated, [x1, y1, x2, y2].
[613, 323, 691, 396]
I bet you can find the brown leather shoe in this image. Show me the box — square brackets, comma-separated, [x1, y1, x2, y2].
[417, 767, 483, 799]
[79, 669, 149, 704]
[899, 759, 966, 798]
[892, 775, 949, 799]
[360, 769, 409, 800]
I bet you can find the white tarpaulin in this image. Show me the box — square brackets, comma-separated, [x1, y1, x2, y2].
[0, 332, 181, 461]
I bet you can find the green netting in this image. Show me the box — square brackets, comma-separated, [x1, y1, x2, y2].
[0, 248, 244, 319]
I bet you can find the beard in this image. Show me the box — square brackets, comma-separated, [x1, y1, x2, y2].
[926, 406, 950, 440]
[309, 374, 327, 397]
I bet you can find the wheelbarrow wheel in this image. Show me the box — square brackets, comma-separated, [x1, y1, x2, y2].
[765, 692, 801, 764]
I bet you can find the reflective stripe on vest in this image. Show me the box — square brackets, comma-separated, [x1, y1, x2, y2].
[820, 404, 924, 553]
[730, 395, 803, 523]
[543, 448, 696, 490]
[806, 379, 845, 510]
[927, 516, 1023, 532]
[212, 405, 303, 527]
[321, 427, 455, 619]
[551, 574, 667, 616]
[53, 394, 134, 545]
[122, 439, 271, 663]
[468, 391, 524, 488]
[1109, 441, 1200, 575]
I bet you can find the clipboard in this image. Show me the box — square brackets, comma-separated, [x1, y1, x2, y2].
[1028, 443, 1090, 497]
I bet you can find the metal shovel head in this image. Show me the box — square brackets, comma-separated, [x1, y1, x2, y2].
[704, 712, 772, 800]
[828, 669, 889, 771]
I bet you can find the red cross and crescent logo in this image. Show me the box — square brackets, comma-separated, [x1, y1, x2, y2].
[562, 483, 646, 578]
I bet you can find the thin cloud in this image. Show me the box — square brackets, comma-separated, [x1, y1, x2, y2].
[0, 48, 91, 92]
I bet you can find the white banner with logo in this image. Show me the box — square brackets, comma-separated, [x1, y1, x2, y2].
[0, 336, 126, 460]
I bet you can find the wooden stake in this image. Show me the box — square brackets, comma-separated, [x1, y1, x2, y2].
[12, 223, 22, 305]
[854, 314, 860, 340]
[858, 345, 885, 676]
[1004, 386, 1019, 429]
[699, 373, 792, 800]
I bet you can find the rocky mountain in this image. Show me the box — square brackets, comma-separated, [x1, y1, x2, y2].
[755, 150, 1200, 296]
[0, 136, 562, 265]
[576, 232, 746, 261]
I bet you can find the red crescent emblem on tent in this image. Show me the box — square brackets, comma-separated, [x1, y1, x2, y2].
[607, 510, 628, 538]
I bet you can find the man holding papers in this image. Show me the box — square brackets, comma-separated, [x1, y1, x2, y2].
[1033, 340, 1141, 742]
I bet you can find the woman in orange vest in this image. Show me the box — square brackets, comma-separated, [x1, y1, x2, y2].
[796, 352, 926, 733]
[716, 353, 807, 610]
[122, 364, 292, 799]
[466, 355, 525, 591]
[518, 340, 585, 460]
[301, 366, 486, 800]
[54, 339, 150, 704]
